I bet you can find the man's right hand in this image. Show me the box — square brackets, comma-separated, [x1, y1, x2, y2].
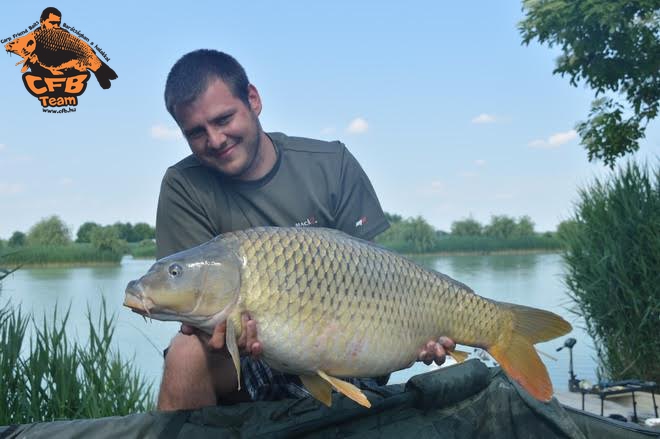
[180, 312, 263, 357]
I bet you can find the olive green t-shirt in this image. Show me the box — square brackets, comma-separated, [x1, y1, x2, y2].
[156, 132, 389, 259]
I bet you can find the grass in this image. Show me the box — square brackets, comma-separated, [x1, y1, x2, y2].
[561, 162, 660, 383]
[0, 298, 155, 424]
[128, 241, 156, 259]
[0, 244, 122, 267]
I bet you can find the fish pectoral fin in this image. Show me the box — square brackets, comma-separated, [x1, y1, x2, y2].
[225, 319, 241, 391]
[299, 374, 333, 407]
[316, 370, 371, 408]
[449, 349, 470, 363]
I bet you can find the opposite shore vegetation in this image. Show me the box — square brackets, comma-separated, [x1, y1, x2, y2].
[0, 213, 565, 267]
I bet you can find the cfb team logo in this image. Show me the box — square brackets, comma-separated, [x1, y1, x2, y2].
[3, 7, 117, 113]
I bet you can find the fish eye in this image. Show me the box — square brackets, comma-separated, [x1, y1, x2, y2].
[168, 263, 183, 277]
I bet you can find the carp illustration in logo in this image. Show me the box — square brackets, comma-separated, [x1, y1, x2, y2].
[4, 7, 117, 110]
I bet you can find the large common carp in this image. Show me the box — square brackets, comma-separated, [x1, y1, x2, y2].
[124, 227, 571, 408]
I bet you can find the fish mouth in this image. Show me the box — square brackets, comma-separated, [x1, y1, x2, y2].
[123, 280, 154, 317]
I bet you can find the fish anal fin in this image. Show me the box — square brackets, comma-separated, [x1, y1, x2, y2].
[300, 374, 333, 407]
[225, 319, 241, 391]
[449, 349, 470, 363]
[317, 370, 371, 408]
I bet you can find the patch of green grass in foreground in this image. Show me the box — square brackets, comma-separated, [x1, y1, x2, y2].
[0, 298, 155, 424]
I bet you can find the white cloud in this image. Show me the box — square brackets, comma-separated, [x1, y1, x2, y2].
[0, 183, 25, 195]
[528, 129, 577, 149]
[472, 113, 496, 124]
[430, 181, 444, 193]
[150, 124, 183, 141]
[346, 117, 369, 134]
[474, 159, 486, 167]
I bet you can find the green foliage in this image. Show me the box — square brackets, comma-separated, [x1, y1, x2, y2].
[27, 216, 71, 247]
[519, 0, 660, 167]
[132, 223, 156, 241]
[555, 219, 579, 243]
[434, 235, 561, 253]
[561, 161, 660, 382]
[8, 231, 26, 248]
[384, 212, 403, 224]
[0, 244, 122, 266]
[484, 215, 517, 238]
[129, 240, 156, 259]
[376, 216, 438, 253]
[76, 222, 101, 243]
[514, 215, 535, 237]
[0, 299, 154, 423]
[90, 226, 129, 255]
[451, 216, 483, 236]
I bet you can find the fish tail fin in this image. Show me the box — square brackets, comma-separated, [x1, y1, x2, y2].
[487, 303, 571, 401]
[93, 62, 118, 89]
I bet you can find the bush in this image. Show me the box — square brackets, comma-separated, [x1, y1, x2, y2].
[450, 216, 483, 236]
[90, 226, 129, 255]
[562, 161, 660, 383]
[27, 216, 71, 246]
[76, 222, 101, 243]
[8, 231, 26, 248]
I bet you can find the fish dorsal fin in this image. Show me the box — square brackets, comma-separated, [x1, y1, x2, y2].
[225, 319, 241, 390]
[316, 370, 371, 408]
[449, 349, 470, 363]
[299, 374, 333, 407]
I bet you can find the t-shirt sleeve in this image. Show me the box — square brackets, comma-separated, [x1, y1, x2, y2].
[155, 167, 217, 259]
[333, 146, 389, 240]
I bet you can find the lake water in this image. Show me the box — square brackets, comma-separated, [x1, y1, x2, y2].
[0, 252, 598, 395]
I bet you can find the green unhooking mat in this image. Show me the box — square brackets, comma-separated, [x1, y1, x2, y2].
[2, 360, 658, 438]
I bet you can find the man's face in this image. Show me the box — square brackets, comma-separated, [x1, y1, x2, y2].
[41, 13, 61, 29]
[175, 78, 263, 179]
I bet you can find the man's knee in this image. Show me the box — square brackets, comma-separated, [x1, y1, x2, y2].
[164, 333, 207, 370]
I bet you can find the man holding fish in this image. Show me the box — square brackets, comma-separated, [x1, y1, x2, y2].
[155, 50, 455, 410]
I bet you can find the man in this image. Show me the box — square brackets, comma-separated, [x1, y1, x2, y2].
[39, 7, 62, 30]
[156, 49, 454, 410]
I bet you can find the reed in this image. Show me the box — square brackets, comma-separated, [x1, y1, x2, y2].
[0, 244, 122, 266]
[379, 235, 561, 254]
[561, 162, 660, 383]
[0, 298, 154, 424]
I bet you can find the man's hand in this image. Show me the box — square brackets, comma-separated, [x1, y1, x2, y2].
[418, 336, 455, 366]
[180, 312, 263, 358]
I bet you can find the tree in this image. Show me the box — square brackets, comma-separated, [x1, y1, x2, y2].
[90, 226, 128, 254]
[76, 222, 101, 243]
[132, 223, 155, 241]
[27, 216, 71, 246]
[484, 215, 517, 239]
[450, 216, 483, 236]
[384, 212, 403, 224]
[519, 0, 660, 168]
[514, 215, 535, 237]
[8, 231, 26, 248]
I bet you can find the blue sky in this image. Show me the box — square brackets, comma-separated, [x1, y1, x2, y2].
[1, 1, 658, 239]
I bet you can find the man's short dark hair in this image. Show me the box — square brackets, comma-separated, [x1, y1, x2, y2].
[40, 7, 62, 22]
[164, 49, 250, 120]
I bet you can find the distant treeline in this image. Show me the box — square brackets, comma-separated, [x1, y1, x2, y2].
[375, 213, 565, 254]
[0, 216, 156, 266]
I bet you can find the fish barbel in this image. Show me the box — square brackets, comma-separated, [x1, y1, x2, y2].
[124, 227, 571, 407]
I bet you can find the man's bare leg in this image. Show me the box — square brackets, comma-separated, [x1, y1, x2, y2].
[157, 333, 244, 410]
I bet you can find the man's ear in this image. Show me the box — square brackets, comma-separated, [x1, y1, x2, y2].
[247, 84, 262, 116]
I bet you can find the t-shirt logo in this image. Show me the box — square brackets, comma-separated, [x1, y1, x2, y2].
[355, 216, 368, 228]
[295, 216, 318, 227]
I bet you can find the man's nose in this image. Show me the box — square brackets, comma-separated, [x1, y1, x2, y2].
[207, 128, 227, 149]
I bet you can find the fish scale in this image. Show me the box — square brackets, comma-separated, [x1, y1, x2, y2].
[124, 226, 572, 406]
